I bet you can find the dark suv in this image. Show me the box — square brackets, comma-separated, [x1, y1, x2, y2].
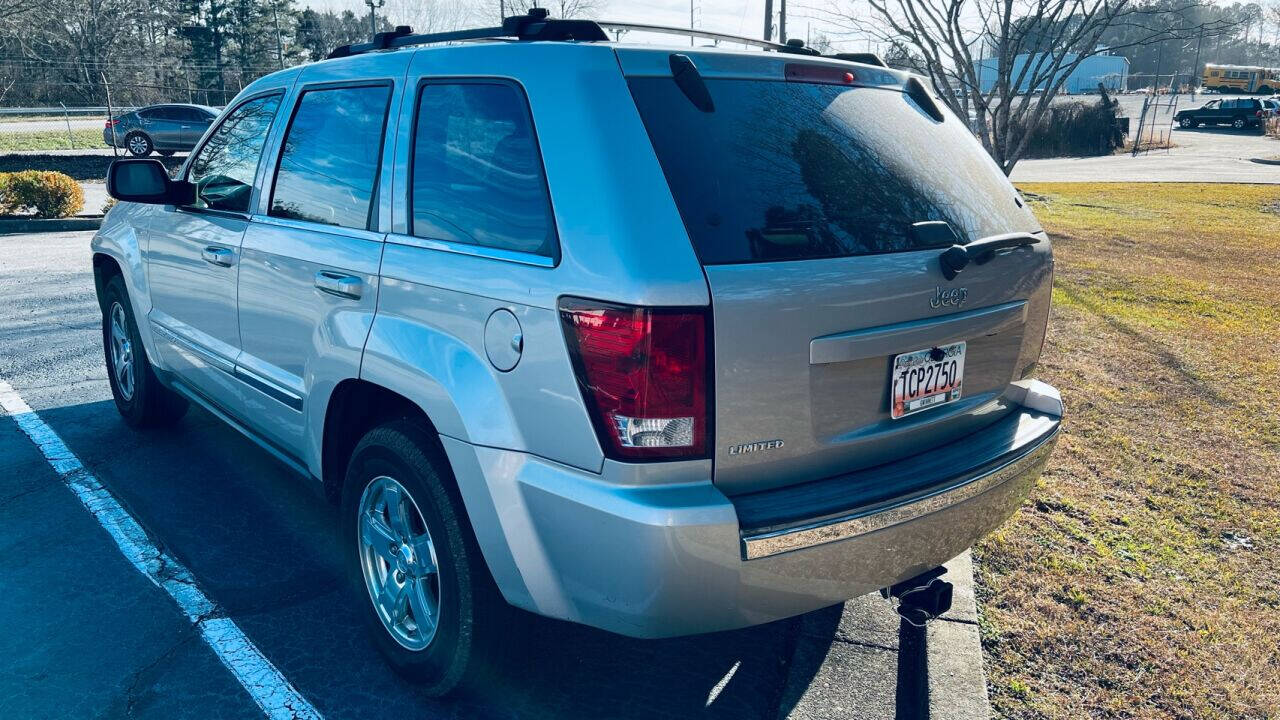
[1175, 98, 1266, 130]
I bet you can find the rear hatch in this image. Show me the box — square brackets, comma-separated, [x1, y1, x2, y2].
[620, 48, 1053, 496]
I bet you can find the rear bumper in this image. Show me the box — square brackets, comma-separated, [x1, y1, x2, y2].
[445, 381, 1062, 639]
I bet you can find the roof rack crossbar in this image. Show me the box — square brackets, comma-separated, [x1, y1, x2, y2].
[328, 9, 609, 59]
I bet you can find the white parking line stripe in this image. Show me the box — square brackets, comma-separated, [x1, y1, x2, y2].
[0, 380, 324, 720]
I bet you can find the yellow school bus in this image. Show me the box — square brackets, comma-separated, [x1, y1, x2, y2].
[1202, 64, 1280, 93]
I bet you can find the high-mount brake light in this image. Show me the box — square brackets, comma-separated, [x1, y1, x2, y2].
[785, 63, 857, 85]
[559, 299, 711, 461]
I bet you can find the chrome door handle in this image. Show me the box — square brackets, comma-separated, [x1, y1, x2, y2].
[201, 246, 234, 267]
[314, 271, 362, 299]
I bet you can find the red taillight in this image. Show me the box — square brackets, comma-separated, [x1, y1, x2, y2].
[559, 298, 711, 460]
[105, 119, 119, 127]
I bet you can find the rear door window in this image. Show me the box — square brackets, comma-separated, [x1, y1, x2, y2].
[410, 81, 556, 258]
[270, 84, 392, 230]
[627, 77, 1036, 265]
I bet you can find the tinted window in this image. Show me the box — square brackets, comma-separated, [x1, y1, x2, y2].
[628, 78, 1037, 264]
[175, 107, 209, 122]
[411, 82, 555, 257]
[270, 85, 390, 229]
[188, 94, 282, 213]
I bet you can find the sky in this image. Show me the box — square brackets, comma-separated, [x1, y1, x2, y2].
[311, 0, 870, 53]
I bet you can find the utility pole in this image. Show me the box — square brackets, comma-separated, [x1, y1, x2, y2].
[690, 0, 694, 46]
[365, 0, 384, 36]
[1153, 40, 1163, 94]
[272, 0, 284, 70]
[1191, 25, 1205, 97]
[779, 0, 786, 43]
[763, 0, 773, 41]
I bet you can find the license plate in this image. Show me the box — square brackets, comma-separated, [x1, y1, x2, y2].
[890, 342, 966, 419]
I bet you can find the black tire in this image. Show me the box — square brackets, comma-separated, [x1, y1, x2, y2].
[341, 419, 514, 696]
[1233, 117, 1246, 130]
[101, 275, 188, 428]
[1179, 117, 1193, 128]
[124, 131, 153, 157]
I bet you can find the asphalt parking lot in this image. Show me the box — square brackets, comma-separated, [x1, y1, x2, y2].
[0, 231, 930, 719]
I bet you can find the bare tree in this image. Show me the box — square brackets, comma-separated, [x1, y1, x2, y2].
[821, 0, 1230, 174]
[1267, 0, 1280, 46]
[381, 0, 472, 33]
[486, 0, 603, 23]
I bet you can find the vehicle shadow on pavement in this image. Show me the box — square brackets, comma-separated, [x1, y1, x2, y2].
[29, 399, 838, 720]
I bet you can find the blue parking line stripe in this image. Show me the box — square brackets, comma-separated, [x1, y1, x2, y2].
[0, 381, 323, 720]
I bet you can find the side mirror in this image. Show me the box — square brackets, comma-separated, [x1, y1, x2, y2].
[106, 159, 195, 206]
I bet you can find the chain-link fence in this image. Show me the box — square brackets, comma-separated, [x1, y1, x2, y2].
[0, 59, 280, 156]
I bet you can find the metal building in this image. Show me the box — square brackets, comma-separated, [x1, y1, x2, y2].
[974, 52, 1129, 94]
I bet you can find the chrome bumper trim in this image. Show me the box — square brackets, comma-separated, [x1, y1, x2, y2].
[740, 424, 1059, 560]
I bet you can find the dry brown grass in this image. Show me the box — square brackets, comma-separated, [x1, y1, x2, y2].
[979, 183, 1280, 720]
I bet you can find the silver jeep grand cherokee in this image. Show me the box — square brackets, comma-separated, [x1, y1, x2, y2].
[94, 11, 1061, 695]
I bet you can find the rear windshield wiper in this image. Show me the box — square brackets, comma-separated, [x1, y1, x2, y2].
[939, 232, 1041, 280]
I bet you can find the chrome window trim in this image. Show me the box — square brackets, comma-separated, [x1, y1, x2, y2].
[175, 205, 251, 222]
[385, 231, 555, 268]
[249, 213, 387, 244]
[739, 424, 1060, 560]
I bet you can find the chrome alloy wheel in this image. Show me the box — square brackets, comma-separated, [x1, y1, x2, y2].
[127, 134, 150, 155]
[357, 475, 442, 651]
[109, 302, 135, 401]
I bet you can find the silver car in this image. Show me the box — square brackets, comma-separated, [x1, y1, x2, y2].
[103, 103, 218, 157]
[93, 12, 1061, 696]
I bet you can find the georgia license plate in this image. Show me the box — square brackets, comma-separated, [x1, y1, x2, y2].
[890, 342, 966, 419]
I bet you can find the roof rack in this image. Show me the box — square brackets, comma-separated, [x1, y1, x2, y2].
[327, 7, 880, 65]
[596, 21, 781, 50]
[328, 8, 608, 59]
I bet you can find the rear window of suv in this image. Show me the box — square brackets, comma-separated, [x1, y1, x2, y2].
[627, 77, 1037, 264]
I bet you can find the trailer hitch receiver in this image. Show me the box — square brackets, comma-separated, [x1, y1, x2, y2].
[880, 566, 954, 627]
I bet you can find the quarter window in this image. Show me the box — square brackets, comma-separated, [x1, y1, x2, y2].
[411, 82, 556, 257]
[270, 84, 391, 230]
[188, 94, 282, 213]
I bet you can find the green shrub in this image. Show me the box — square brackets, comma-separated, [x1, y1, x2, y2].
[0, 170, 85, 218]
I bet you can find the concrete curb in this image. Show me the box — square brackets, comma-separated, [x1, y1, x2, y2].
[928, 551, 992, 720]
[777, 550, 991, 720]
[0, 217, 102, 234]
